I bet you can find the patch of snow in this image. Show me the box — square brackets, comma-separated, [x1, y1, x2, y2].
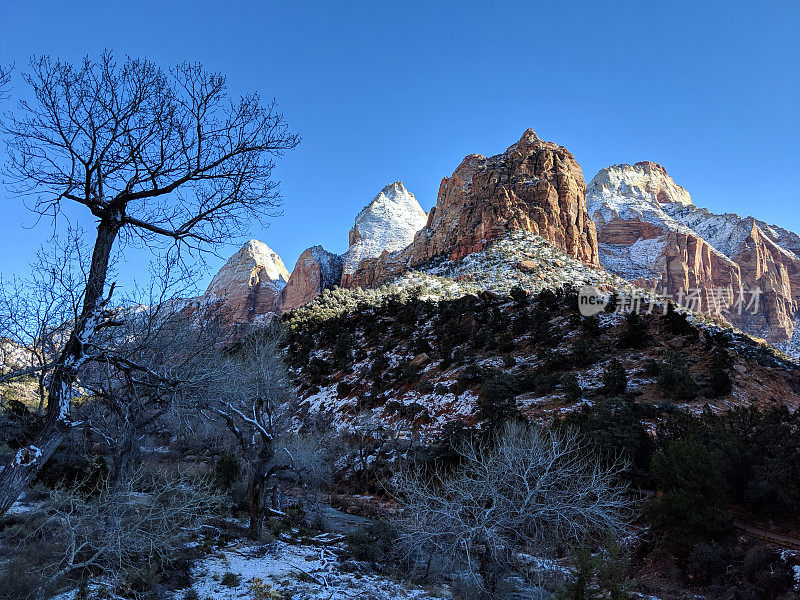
[181, 540, 447, 600]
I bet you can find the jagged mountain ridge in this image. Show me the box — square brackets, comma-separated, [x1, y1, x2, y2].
[587, 163, 800, 346]
[343, 129, 599, 289]
[202, 131, 800, 352]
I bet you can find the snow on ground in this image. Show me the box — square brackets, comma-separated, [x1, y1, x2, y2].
[179, 539, 448, 600]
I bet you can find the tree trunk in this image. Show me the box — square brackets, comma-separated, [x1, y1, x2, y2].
[248, 440, 274, 540]
[0, 218, 120, 517]
[248, 468, 266, 540]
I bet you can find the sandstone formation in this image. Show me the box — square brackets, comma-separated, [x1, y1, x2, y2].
[340, 182, 428, 288]
[588, 162, 800, 346]
[279, 246, 344, 312]
[201, 239, 290, 325]
[345, 130, 599, 288]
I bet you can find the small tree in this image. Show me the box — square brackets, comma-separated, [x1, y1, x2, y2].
[658, 352, 698, 401]
[650, 437, 731, 553]
[601, 359, 628, 395]
[207, 326, 302, 539]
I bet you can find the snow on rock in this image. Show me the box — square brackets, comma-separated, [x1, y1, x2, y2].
[341, 182, 428, 286]
[200, 240, 290, 325]
[588, 162, 800, 347]
[205, 240, 290, 299]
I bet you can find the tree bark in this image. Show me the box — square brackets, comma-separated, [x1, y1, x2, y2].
[0, 218, 120, 517]
[248, 439, 275, 540]
[248, 469, 265, 540]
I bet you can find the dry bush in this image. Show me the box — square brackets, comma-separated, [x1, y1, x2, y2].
[0, 468, 222, 599]
[393, 422, 636, 595]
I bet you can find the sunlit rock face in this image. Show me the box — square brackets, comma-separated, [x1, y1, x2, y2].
[279, 246, 343, 312]
[346, 129, 600, 288]
[588, 162, 800, 347]
[202, 239, 290, 325]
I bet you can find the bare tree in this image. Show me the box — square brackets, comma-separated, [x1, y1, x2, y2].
[205, 325, 298, 539]
[0, 228, 86, 413]
[0, 52, 299, 515]
[393, 423, 636, 595]
[0, 64, 10, 101]
[77, 286, 226, 489]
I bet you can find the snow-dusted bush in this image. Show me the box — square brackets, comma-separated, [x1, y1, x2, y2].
[3, 469, 222, 599]
[393, 423, 635, 595]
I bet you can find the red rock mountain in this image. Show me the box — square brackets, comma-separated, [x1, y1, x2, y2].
[587, 162, 800, 347]
[344, 129, 599, 287]
[279, 246, 344, 313]
[200, 240, 290, 325]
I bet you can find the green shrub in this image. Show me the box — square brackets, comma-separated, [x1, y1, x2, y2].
[596, 531, 635, 600]
[580, 316, 602, 337]
[650, 437, 731, 553]
[558, 397, 653, 485]
[497, 332, 516, 353]
[658, 352, 698, 401]
[571, 337, 599, 367]
[617, 312, 648, 349]
[688, 542, 729, 585]
[337, 381, 353, 398]
[344, 520, 397, 565]
[416, 379, 434, 394]
[663, 302, 696, 336]
[221, 572, 242, 587]
[705, 351, 733, 397]
[561, 373, 582, 403]
[213, 451, 241, 490]
[601, 359, 628, 395]
[477, 371, 522, 431]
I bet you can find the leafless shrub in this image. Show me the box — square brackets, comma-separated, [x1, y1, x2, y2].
[7, 468, 222, 599]
[393, 422, 636, 595]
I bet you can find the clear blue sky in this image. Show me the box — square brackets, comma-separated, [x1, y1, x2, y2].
[1, 0, 798, 293]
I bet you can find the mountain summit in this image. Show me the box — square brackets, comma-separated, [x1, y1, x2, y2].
[588, 164, 800, 346]
[340, 182, 428, 287]
[202, 239, 290, 324]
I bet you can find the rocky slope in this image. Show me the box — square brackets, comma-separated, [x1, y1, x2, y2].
[344, 130, 599, 288]
[286, 264, 800, 439]
[279, 246, 343, 313]
[587, 162, 800, 347]
[340, 182, 428, 288]
[200, 239, 290, 325]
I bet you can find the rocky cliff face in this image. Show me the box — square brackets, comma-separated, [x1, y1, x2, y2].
[588, 163, 800, 345]
[279, 246, 344, 312]
[345, 130, 599, 288]
[201, 239, 290, 325]
[340, 182, 428, 288]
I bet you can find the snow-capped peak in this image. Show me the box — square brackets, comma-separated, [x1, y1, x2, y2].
[588, 162, 694, 211]
[205, 239, 290, 298]
[342, 182, 428, 276]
